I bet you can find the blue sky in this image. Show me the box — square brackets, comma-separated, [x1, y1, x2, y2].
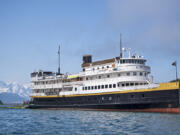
[0, 0, 179, 84]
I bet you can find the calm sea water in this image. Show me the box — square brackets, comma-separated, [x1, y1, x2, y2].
[0, 109, 180, 135]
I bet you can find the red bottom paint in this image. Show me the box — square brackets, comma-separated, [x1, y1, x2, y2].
[41, 107, 180, 114]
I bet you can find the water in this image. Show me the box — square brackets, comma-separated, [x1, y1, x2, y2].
[0, 109, 180, 135]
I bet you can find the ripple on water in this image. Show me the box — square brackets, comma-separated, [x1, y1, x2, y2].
[0, 109, 180, 135]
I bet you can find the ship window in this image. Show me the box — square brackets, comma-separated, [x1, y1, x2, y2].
[107, 66, 109, 68]
[91, 86, 94, 90]
[99, 76, 101, 79]
[126, 83, 129, 86]
[140, 72, 143, 76]
[135, 83, 138, 86]
[105, 84, 108, 88]
[101, 85, 104, 89]
[133, 72, 137, 76]
[88, 86, 90, 90]
[107, 75, 110, 78]
[117, 83, 120, 87]
[122, 83, 125, 87]
[85, 87, 87, 90]
[130, 83, 134, 86]
[86, 77, 88, 80]
[129, 59, 132, 63]
[82, 87, 84, 90]
[113, 84, 116, 88]
[83, 68, 85, 71]
[123, 60, 125, 63]
[118, 73, 121, 77]
[75, 88, 77, 91]
[109, 84, 112, 88]
[97, 67, 99, 70]
[98, 85, 101, 89]
[102, 66, 104, 69]
[95, 86, 97, 89]
[140, 83, 143, 85]
[127, 72, 130, 76]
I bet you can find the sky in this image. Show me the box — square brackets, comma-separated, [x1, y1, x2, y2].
[0, 0, 179, 84]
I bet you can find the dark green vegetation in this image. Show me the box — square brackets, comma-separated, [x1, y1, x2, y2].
[0, 100, 3, 105]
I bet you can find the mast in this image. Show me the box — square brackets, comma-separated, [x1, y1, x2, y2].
[58, 45, 60, 74]
[120, 33, 123, 58]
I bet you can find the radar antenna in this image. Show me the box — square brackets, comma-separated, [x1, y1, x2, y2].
[120, 33, 123, 58]
[58, 45, 60, 74]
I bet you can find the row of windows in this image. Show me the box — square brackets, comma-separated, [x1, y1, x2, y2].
[119, 59, 145, 64]
[82, 82, 148, 91]
[85, 72, 147, 80]
[34, 89, 61, 93]
[34, 80, 61, 85]
[82, 84, 117, 90]
[83, 65, 111, 72]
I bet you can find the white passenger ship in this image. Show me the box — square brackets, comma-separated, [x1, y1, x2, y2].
[28, 36, 180, 113]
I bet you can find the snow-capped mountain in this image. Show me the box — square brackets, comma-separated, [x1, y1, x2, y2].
[0, 81, 31, 103]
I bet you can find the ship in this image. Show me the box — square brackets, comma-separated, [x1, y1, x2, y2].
[28, 36, 180, 113]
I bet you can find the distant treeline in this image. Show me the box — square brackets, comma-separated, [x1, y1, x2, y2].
[170, 79, 180, 82]
[0, 100, 3, 105]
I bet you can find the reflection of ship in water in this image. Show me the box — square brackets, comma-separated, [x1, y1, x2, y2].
[28, 36, 180, 113]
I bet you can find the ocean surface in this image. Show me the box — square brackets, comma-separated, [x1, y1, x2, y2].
[0, 108, 180, 135]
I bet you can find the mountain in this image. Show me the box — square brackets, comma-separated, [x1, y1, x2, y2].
[0, 81, 31, 103]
